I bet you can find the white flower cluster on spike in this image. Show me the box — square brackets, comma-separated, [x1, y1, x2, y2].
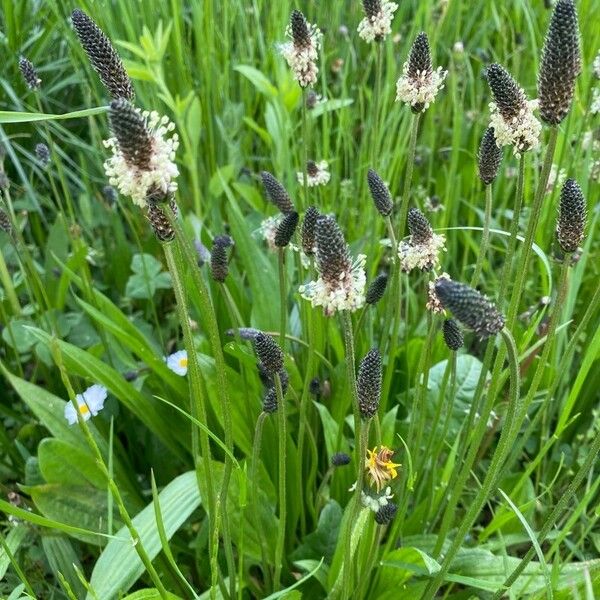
[398, 233, 446, 273]
[488, 99, 541, 157]
[357, 1, 398, 43]
[279, 23, 322, 88]
[361, 486, 394, 513]
[395, 65, 447, 110]
[297, 160, 331, 187]
[299, 254, 367, 316]
[257, 215, 283, 251]
[103, 110, 179, 208]
[426, 273, 451, 313]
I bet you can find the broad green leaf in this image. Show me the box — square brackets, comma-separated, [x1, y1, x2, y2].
[26, 483, 121, 545]
[125, 254, 172, 299]
[234, 65, 278, 98]
[310, 98, 354, 118]
[314, 402, 350, 461]
[291, 500, 342, 564]
[0, 526, 28, 579]
[41, 535, 85, 599]
[88, 471, 201, 600]
[38, 438, 107, 489]
[2, 319, 37, 352]
[121, 590, 182, 600]
[0, 107, 107, 123]
[26, 328, 186, 461]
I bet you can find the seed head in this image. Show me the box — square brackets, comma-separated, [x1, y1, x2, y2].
[309, 377, 321, 396]
[478, 127, 503, 185]
[274, 211, 299, 247]
[407, 208, 433, 244]
[147, 199, 176, 242]
[71, 9, 134, 100]
[316, 215, 352, 285]
[332, 452, 351, 467]
[210, 238, 229, 282]
[262, 388, 278, 413]
[366, 273, 388, 305]
[214, 234, 234, 248]
[486, 64, 527, 122]
[290, 10, 311, 48]
[102, 185, 117, 203]
[261, 171, 294, 213]
[357, 348, 382, 420]
[434, 279, 505, 338]
[408, 33, 432, 80]
[226, 327, 260, 340]
[108, 99, 153, 171]
[35, 143, 50, 167]
[253, 332, 284, 374]
[0, 208, 11, 234]
[442, 319, 464, 351]
[367, 169, 393, 217]
[556, 178, 586, 253]
[363, 0, 381, 19]
[538, 0, 581, 126]
[302, 206, 320, 255]
[19, 57, 41, 90]
[374, 502, 398, 525]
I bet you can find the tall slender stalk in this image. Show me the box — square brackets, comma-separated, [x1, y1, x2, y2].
[423, 327, 520, 599]
[163, 241, 218, 591]
[273, 373, 287, 591]
[492, 427, 600, 599]
[51, 342, 169, 599]
[301, 90, 309, 209]
[371, 43, 383, 168]
[497, 154, 526, 307]
[471, 184, 493, 288]
[398, 113, 421, 237]
[339, 309, 363, 599]
[506, 128, 559, 326]
[278, 249, 287, 349]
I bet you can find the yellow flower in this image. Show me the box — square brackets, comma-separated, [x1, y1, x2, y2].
[365, 446, 401, 491]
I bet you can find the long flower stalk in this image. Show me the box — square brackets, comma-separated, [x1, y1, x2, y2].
[164, 210, 237, 597]
[273, 372, 287, 591]
[423, 327, 520, 599]
[51, 341, 169, 599]
[471, 184, 493, 287]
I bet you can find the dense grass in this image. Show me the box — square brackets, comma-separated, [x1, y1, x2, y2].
[0, 0, 599, 598]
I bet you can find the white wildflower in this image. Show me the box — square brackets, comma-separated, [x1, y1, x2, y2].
[591, 88, 600, 115]
[426, 273, 451, 313]
[279, 17, 322, 88]
[64, 384, 107, 425]
[357, 1, 398, 44]
[257, 215, 283, 252]
[489, 99, 541, 157]
[104, 109, 179, 208]
[361, 486, 394, 513]
[166, 350, 188, 376]
[299, 254, 367, 317]
[297, 160, 330, 187]
[399, 233, 446, 273]
[396, 64, 447, 111]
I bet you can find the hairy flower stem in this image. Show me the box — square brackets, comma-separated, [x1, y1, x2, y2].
[506, 127, 558, 326]
[492, 427, 600, 599]
[250, 412, 272, 589]
[497, 154, 526, 307]
[398, 112, 421, 237]
[165, 211, 236, 596]
[301, 90, 309, 209]
[340, 310, 364, 599]
[51, 342, 169, 599]
[278, 249, 287, 349]
[471, 184, 493, 288]
[273, 373, 287, 591]
[424, 328, 520, 599]
[371, 43, 383, 167]
[163, 241, 219, 588]
[297, 307, 317, 535]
